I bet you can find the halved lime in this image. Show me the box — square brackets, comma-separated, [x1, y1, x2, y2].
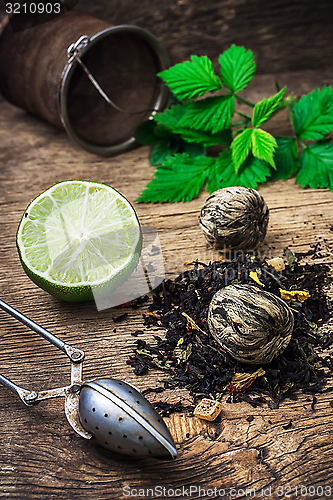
[16, 181, 142, 302]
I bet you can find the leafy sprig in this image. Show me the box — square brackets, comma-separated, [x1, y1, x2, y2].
[135, 45, 333, 202]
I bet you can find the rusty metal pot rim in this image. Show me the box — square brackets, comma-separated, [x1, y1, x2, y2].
[0, 15, 10, 40]
[0, 15, 169, 156]
[58, 24, 169, 157]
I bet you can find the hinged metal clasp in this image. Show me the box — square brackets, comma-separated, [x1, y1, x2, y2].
[67, 35, 90, 63]
[0, 298, 92, 439]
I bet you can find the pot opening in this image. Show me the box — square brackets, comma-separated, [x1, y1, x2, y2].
[63, 27, 167, 150]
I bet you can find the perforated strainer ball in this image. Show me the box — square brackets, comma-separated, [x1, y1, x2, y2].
[199, 187, 269, 250]
[78, 378, 175, 457]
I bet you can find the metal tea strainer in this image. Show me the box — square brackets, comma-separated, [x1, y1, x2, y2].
[0, 298, 177, 459]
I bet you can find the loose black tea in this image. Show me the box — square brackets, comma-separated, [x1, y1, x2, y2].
[127, 249, 333, 413]
[113, 312, 129, 323]
[282, 419, 293, 430]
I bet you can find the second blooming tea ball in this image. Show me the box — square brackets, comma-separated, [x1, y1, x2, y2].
[208, 284, 294, 364]
[199, 186, 269, 250]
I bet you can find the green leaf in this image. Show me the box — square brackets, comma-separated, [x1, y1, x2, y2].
[149, 138, 180, 166]
[237, 155, 272, 188]
[208, 149, 271, 191]
[154, 104, 186, 131]
[270, 137, 300, 180]
[252, 87, 286, 128]
[158, 55, 222, 101]
[134, 120, 158, 145]
[296, 142, 333, 189]
[292, 87, 333, 140]
[178, 95, 234, 134]
[231, 128, 253, 172]
[177, 127, 232, 147]
[137, 154, 215, 203]
[182, 141, 206, 157]
[167, 92, 183, 107]
[252, 128, 277, 167]
[206, 149, 232, 193]
[154, 125, 175, 139]
[153, 103, 232, 146]
[219, 45, 255, 94]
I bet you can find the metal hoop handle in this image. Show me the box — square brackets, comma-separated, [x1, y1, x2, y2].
[67, 34, 159, 115]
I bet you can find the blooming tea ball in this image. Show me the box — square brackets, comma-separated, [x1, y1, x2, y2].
[208, 284, 294, 364]
[199, 187, 269, 250]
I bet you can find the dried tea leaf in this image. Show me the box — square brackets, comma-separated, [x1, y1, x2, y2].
[182, 312, 205, 333]
[281, 382, 294, 393]
[144, 312, 161, 319]
[152, 359, 172, 370]
[304, 317, 318, 331]
[177, 343, 193, 364]
[135, 349, 157, 358]
[285, 248, 297, 271]
[227, 367, 265, 393]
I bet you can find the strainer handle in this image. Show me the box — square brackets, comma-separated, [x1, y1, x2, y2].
[0, 373, 38, 406]
[0, 298, 84, 363]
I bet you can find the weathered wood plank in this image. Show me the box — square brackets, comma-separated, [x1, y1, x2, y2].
[2, 0, 333, 75]
[32, 0, 333, 74]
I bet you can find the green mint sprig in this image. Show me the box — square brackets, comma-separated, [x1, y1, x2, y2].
[135, 45, 333, 203]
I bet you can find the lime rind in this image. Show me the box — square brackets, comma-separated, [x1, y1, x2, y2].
[17, 180, 142, 302]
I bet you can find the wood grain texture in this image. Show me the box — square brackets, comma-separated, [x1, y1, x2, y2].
[78, 0, 333, 74]
[1, 17, 333, 500]
[1, 0, 333, 74]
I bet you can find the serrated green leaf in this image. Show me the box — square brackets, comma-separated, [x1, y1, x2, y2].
[238, 155, 272, 188]
[137, 153, 215, 203]
[208, 149, 271, 191]
[231, 128, 253, 172]
[252, 87, 286, 128]
[153, 103, 232, 146]
[134, 120, 158, 145]
[158, 55, 222, 101]
[219, 45, 255, 94]
[167, 92, 183, 107]
[292, 87, 333, 140]
[206, 149, 232, 193]
[154, 104, 186, 131]
[181, 141, 206, 157]
[177, 127, 232, 147]
[149, 139, 180, 166]
[270, 137, 300, 180]
[296, 143, 333, 189]
[178, 95, 234, 134]
[252, 128, 277, 168]
[154, 125, 175, 139]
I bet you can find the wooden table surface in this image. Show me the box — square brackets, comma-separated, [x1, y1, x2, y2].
[1, 64, 333, 499]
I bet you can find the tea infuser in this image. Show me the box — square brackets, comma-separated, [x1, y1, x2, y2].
[0, 298, 177, 459]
